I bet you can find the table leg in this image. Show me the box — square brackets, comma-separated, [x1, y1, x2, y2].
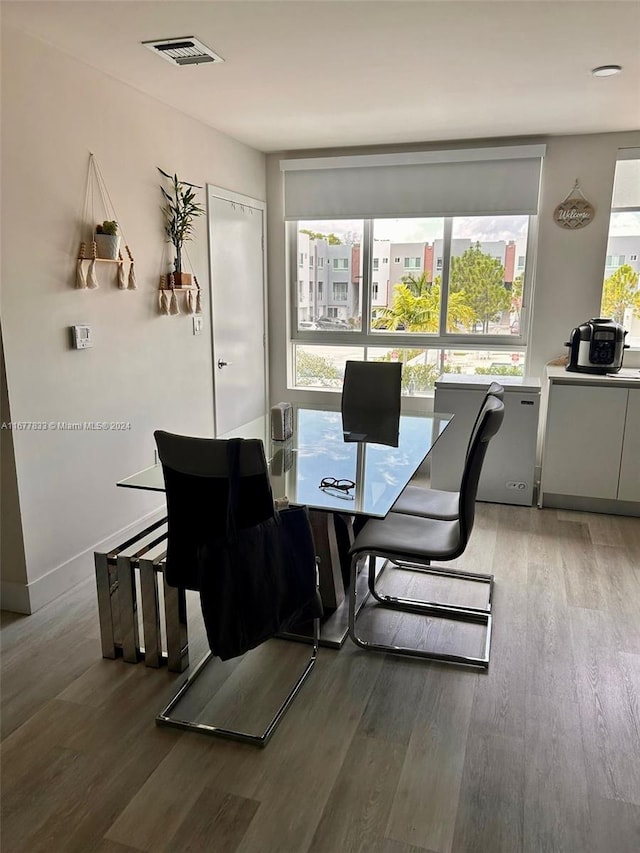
[308, 510, 346, 610]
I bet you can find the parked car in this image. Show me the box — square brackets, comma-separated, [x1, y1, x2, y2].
[315, 316, 351, 330]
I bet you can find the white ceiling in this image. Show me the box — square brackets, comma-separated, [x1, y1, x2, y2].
[3, 1, 639, 152]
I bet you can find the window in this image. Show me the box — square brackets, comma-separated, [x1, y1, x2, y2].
[285, 145, 544, 389]
[446, 217, 529, 337]
[291, 215, 534, 388]
[299, 253, 304, 267]
[600, 152, 640, 348]
[309, 256, 314, 267]
[318, 257, 324, 268]
[333, 282, 348, 301]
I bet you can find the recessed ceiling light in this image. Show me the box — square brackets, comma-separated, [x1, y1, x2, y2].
[591, 65, 622, 77]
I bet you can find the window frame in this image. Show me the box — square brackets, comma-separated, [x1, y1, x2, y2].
[288, 216, 535, 351]
[602, 153, 640, 349]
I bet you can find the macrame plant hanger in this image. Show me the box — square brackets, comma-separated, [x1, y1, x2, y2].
[158, 241, 179, 315]
[158, 243, 202, 316]
[76, 153, 136, 290]
[183, 245, 202, 315]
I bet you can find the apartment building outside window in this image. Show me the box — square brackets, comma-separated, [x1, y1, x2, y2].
[403, 257, 421, 269]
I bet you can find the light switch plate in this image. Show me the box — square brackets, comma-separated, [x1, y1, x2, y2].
[192, 316, 203, 336]
[71, 325, 92, 349]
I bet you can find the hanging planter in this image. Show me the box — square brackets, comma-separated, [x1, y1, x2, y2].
[158, 168, 204, 287]
[75, 153, 137, 290]
[95, 221, 121, 260]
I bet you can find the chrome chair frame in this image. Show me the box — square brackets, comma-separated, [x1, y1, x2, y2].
[349, 552, 492, 668]
[156, 617, 320, 747]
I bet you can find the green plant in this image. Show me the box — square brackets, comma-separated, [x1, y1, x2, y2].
[158, 168, 205, 274]
[475, 364, 523, 376]
[96, 220, 118, 236]
[295, 349, 341, 387]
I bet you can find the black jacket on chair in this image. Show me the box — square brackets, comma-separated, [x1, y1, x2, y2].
[155, 432, 322, 660]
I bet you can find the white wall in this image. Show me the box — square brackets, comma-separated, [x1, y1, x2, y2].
[266, 131, 640, 410]
[529, 132, 640, 375]
[0, 27, 265, 612]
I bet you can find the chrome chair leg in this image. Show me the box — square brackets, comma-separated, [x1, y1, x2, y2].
[155, 618, 320, 747]
[367, 557, 493, 621]
[349, 551, 492, 668]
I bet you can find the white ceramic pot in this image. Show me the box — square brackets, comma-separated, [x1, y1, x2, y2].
[95, 234, 121, 260]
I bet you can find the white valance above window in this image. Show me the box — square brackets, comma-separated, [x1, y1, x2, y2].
[280, 144, 546, 220]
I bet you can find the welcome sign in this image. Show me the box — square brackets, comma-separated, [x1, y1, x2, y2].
[554, 182, 595, 229]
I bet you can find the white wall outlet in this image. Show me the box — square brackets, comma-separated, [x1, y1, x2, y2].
[192, 316, 203, 336]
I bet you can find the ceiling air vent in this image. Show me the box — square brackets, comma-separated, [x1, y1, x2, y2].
[142, 37, 224, 67]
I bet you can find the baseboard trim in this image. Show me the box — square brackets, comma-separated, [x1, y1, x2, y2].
[540, 493, 640, 517]
[0, 507, 166, 615]
[0, 581, 32, 615]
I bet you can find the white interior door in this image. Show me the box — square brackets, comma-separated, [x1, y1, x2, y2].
[208, 186, 267, 436]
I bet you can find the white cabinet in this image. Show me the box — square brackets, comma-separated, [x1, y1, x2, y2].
[619, 389, 640, 502]
[541, 368, 640, 512]
[432, 375, 540, 506]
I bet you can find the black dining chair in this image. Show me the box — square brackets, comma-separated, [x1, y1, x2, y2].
[347, 395, 504, 668]
[341, 360, 402, 440]
[391, 381, 504, 520]
[153, 430, 320, 746]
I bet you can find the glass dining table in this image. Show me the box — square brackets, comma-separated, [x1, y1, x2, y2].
[117, 405, 452, 646]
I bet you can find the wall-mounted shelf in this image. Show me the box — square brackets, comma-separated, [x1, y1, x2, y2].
[158, 284, 198, 291]
[75, 153, 137, 291]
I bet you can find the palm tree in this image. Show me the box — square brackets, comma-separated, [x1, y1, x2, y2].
[372, 273, 474, 333]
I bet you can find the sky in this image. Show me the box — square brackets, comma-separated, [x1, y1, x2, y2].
[302, 216, 531, 244]
[301, 211, 640, 243]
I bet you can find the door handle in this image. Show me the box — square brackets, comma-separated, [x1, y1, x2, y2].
[217, 359, 231, 369]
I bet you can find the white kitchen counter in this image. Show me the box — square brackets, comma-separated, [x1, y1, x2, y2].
[540, 366, 640, 515]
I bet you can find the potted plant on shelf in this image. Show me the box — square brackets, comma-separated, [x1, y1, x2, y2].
[95, 220, 120, 260]
[158, 168, 204, 287]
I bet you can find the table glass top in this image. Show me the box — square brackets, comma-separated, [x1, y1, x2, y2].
[118, 407, 451, 518]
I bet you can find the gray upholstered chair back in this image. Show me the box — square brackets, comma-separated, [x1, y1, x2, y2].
[458, 395, 505, 544]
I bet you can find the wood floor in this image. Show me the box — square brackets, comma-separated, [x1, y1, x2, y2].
[2, 504, 640, 852]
